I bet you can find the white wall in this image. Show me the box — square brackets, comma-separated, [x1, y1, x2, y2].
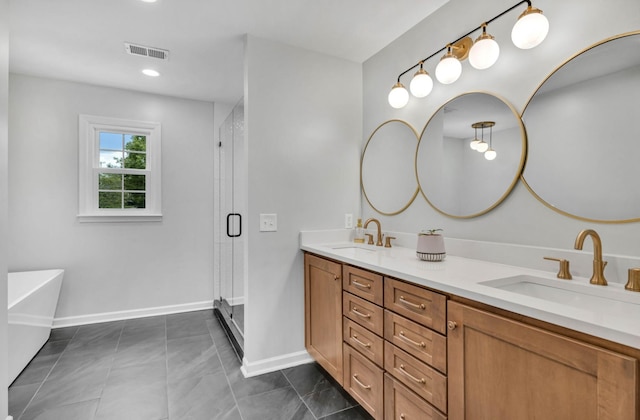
[363, 0, 640, 256]
[8, 74, 216, 322]
[243, 35, 362, 370]
[0, 0, 9, 415]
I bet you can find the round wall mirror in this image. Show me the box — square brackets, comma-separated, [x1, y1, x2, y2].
[521, 31, 640, 223]
[361, 120, 419, 215]
[416, 92, 526, 218]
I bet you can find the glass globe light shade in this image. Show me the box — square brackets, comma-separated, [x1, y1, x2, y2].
[476, 140, 489, 153]
[469, 34, 500, 70]
[388, 82, 409, 109]
[435, 53, 462, 84]
[410, 69, 434, 98]
[470, 139, 480, 150]
[511, 7, 549, 49]
[484, 148, 497, 160]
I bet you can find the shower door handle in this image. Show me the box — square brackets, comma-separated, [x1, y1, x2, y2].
[226, 213, 242, 238]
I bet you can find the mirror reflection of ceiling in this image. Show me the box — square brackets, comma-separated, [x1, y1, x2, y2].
[522, 32, 640, 223]
[441, 93, 518, 139]
[534, 33, 640, 95]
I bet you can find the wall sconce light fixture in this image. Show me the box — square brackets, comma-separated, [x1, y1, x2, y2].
[388, 0, 549, 108]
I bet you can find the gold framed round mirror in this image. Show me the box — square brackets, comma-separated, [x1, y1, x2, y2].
[416, 92, 526, 218]
[521, 31, 640, 223]
[361, 119, 420, 215]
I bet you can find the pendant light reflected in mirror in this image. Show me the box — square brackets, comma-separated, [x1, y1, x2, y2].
[471, 121, 497, 159]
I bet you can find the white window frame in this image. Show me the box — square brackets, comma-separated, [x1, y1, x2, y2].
[78, 114, 162, 222]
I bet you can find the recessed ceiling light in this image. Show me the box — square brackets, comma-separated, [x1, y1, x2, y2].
[140, 0, 158, 3]
[142, 69, 160, 77]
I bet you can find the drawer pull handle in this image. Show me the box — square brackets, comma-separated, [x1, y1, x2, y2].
[352, 374, 371, 390]
[352, 334, 372, 348]
[399, 296, 426, 310]
[352, 307, 371, 319]
[352, 280, 371, 289]
[448, 321, 457, 331]
[399, 331, 426, 348]
[400, 415, 406, 420]
[399, 364, 426, 384]
[334, 275, 340, 281]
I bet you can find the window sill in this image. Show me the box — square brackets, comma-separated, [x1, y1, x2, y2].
[77, 214, 163, 223]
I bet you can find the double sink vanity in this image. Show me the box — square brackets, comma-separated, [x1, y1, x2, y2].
[301, 229, 640, 420]
[305, 30, 640, 420]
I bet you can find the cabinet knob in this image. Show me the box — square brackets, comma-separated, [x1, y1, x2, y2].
[448, 321, 457, 330]
[334, 275, 339, 281]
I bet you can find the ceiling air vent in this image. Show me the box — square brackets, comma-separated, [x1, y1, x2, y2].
[124, 43, 169, 61]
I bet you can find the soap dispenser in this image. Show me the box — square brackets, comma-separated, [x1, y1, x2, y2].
[354, 218, 365, 243]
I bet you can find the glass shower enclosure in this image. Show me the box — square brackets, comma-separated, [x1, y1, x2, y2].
[214, 98, 245, 358]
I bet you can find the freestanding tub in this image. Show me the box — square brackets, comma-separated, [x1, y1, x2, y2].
[7, 269, 64, 384]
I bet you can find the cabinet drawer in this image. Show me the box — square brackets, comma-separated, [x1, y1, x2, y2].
[344, 343, 384, 420]
[384, 277, 447, 335]
[384, 341, 447, 413]
[384, 374, 447, 420]
[343, 317, 384, 367]
[384, 310, 447, 374]
[343, 292, 384, 336]
[343, 265, 383, 305]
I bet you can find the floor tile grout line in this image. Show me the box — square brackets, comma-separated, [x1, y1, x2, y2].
[317, 406, 360, 420]
[163, 315, 171, 420]
[281, 369, 320, 420]
[91, 322, 125, 419]
[210, 316, 246, 420]
[14, 329, 79, 420]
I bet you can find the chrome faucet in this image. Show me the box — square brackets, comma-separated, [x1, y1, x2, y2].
[363, 218, 383, 246]
[574, 229, 608, 286]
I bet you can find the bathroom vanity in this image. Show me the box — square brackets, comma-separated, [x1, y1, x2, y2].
[302, 236, 640, 420]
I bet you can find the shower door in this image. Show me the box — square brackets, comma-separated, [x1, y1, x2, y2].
[215, 98, 245, 354]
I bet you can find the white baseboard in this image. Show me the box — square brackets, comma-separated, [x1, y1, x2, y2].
[241, 350, 313, 378]
[52, 300, 214, 328]
[225, 296, 245, 306]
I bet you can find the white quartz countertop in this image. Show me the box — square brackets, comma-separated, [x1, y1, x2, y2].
[301, 238, 640, 349]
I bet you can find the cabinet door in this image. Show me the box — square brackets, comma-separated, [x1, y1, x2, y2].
[447, 301, 637, 420]
[304, 253, 343, 385]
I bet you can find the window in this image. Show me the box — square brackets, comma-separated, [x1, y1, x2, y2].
[79, 115, 161, 222]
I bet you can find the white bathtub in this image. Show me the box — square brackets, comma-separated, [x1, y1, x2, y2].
[7, 269, 64, 384]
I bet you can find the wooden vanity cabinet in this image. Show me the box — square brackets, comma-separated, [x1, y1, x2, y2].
[447, 301, 638, 420]
[304, 253, 344, 385]
[305, 252, 639, 420]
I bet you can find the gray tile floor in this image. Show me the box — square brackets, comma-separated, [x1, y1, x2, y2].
[8, 310, 372, 420]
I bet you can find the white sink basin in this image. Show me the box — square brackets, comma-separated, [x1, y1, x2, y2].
[330, 244, 378, 251]
[328, 243, 381, 256]
[480, 275, 640, 318]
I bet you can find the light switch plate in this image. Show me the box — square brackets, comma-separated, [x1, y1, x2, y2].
[260, 214, 277, 232]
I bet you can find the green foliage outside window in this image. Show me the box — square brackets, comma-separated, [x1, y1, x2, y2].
[98, 134, 147, 209]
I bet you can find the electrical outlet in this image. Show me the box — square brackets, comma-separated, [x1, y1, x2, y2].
[345, 213, 353, 229]
[259, 214, 277, 232]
